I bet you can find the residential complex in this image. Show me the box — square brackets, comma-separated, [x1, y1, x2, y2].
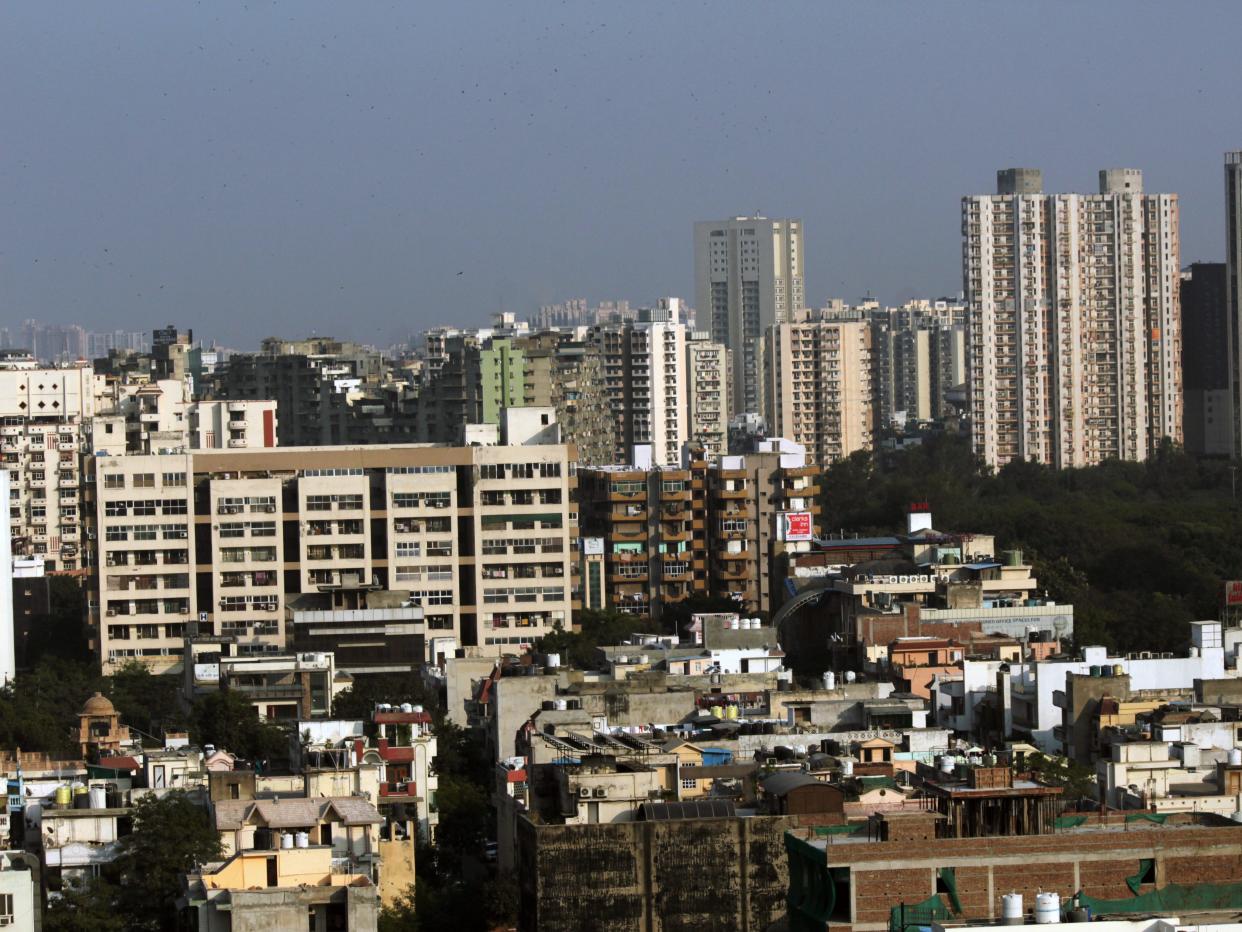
[869, 300, 966, 429]
[1227, 152, 1242, 458]
[94, 439, 576, 673]
[963, 167, 1181, 468]
[695, 216, 804, 416]
[765, 308, 875, 464]
[1181, 261, 1231, 456]
[576, 439, 820, 617]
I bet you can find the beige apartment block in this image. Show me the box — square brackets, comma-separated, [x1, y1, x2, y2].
[963, 167, 1181, 468]
[0, 355, 99, 571]
[764, 311, 874, 465]
[94, 442, 576, 674]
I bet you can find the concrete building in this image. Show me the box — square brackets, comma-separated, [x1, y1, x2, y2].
[518, 331, 614, 466]
[1181, 262, 1231, 456]
[963, 168, 1181, 468]
[0, 851, 39, 932]
[765, 310, 875, 464]
[589, 300, 694, 467]
[182, 844, 379, 931]
[0, 355, 96, 571]
[211, 337, 417, 447]
[0, 470, 11, 686]
[577, 441, 821, 618]
[695, 216, 805, 416]
[685, 331, 730, 460]
[94, 441, 576, 673]
[1226, 152, 1242, 458]
[870, 302, 967, 430]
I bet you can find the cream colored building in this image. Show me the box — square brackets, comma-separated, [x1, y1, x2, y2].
[695, 216, 804, 416]
[0, 355, 98, 571]
[764, 311, 874, 464]
[95, 441, 576, 673]
[963, 167, 1181, 468]
[686, 332, 730, 460]
[590, 299, 691, 466]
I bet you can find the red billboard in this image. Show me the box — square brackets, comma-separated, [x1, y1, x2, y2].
[1225, 581, 1242, 606]
[780, 511, 813, 542]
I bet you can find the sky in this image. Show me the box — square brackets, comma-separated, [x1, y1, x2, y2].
[3, 1, 1241, 349]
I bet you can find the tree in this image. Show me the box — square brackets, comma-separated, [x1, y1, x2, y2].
[333, 671, 440, 721]
[189, 689, 288, 766]
[44, 876, 128, 932]
[114, 791, 223, 931]
[1025, 752, 1098, 807]
[109, 661, 185, 744]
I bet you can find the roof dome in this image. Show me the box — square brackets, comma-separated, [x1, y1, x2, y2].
[80, 692, 116, 717]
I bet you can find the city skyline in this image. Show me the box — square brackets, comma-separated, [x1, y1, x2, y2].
[4, 2, 1240, 346]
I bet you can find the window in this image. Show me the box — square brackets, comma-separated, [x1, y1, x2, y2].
[133, 473, 155, 488]
[104, 474, 125, 489]
[163, 472, 186, 486]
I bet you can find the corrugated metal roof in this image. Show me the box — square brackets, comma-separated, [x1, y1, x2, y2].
[637, 799, 736, 821]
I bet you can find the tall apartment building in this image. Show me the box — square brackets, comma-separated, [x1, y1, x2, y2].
[577, 440, 820, 618]
[685, 332, 730, 460]
[1181, 262, 1231, 456]
[418, 329, 614, 464]
[695, 217, 804, 417]
[212, 337, 418, 446]
[963, 168, 1181, 468]
[0, 353, 97, 572]
[94, 441, 576, 673]
[590, 300, 691, 466]
[1226, 152, 1242, 457]
[764, 310, 875, 465]
[869, 300, 967, 429]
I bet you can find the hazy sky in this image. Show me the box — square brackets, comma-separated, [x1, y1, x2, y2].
[4, 2, 1240, 348]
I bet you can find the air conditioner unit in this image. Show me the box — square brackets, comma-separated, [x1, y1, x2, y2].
[577, 786, 591, 799]
[106, 609, 116, 617]
[593, 787, 607, 798]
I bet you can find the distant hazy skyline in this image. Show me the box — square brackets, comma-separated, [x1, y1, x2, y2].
[4, 1, 1240, 348]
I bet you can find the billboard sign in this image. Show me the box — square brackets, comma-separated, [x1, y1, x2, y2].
[780, 511, 813, 542]
[1225, 581, 1242, 606]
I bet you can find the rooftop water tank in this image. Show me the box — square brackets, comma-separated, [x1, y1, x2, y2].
[1230, 748, 1242, 767]
[400, 703, 414, 714]
[54, 786, 71, 807]
[89, 786, 107, 810]
[281, 832, 294, 849]
[295, 831, 310, 849]
[1035, 892, 1060, 924]
[1001, 893, 1024, 925]
[939, 755, 956, 775]
[545, 653, 561, 669]
[841, 759, 854, 777]
[844, 671, 856, 684]
[823, 672, 836, 691]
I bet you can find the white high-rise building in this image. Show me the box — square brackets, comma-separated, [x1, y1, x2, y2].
[694, 216, 804, 417]
[963, 168, 1181, 469]
[591, 299, 697, 466]
[1225, 152, 1242, 458]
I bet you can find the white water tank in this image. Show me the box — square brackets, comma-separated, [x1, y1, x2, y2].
[841, 759, 854, 777]
[281, 833, 294, 849]
[545, 653, 561, 669]
[1001, 893, 1023, 924]
[730, 618, 741, 630]
[412, 705, 424, 714]
[295, 831, 310, 848]
[400, 703, 414, 713]
[554, 699, 568, 711]
[1035, 892, 1060, 924]
[1230, 748, 1242, 767]
[88, 786, 107, 810]
[940, 755, 956, 775]
[844, 671, 856, 684]
[822, 672, 836, 690]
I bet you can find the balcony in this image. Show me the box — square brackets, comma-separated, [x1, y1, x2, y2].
[611, 507, 647, 523]
[608, 528, 646, 542]
[58, 477, 79, 490]
[716, 548, 753, 562]
[228, 438, 248, 448]
[227, 402, 248, 414]
[57, 441, 79, 452]
[228, 419, 248, 430]
[138, 412, 161, 425]
[609, 571, 648, 584]
[0, 427, 21, 438]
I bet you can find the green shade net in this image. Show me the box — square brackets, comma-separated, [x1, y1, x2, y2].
[939, 868, 964, 915]
[1125, 859, 1154, 895]
[890, 895, 954, 932]
[1054, 815, 1087, 829]
[1125, 812, 1168, 824]
[814, 823, 865, 836]
[1075, 881, 1242, 917]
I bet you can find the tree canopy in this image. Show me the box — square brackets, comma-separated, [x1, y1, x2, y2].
[820, 435, 1242, 652]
